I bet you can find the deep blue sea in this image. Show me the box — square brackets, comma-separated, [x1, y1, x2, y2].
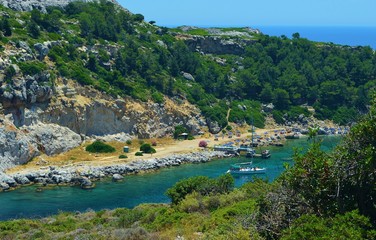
[255, 26, 376, 49]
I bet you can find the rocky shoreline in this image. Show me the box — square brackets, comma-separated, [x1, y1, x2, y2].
[0, 151, 233, 192]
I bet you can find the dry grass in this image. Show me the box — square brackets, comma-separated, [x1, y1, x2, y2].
[6, 126, 283, 175]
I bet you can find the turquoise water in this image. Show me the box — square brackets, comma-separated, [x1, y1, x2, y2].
[0, 136, 341, 220]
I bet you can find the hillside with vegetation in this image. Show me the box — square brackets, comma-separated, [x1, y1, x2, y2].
[0, 0, 376, 239]
[1, 0, 375, 131]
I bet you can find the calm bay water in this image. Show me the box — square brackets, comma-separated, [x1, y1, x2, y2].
[0, 136, 341, 220]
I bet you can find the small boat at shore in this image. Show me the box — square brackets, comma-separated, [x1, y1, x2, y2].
[226, 162, 266, 175]
[261, 149, 271, 159]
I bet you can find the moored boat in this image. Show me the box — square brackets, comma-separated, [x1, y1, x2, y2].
[226, 162, 266, 175]
[261, 149, 271, 158]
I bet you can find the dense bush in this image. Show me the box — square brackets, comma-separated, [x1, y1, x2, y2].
[85, 141, 115, 153]
[173, 125, 188, 139]
[166, 174, 234, 204]
[140, 143, 156, 154]
[135, 152, 143, 156]
[272, 110, 285, 124]
[18, 61, 47, 75]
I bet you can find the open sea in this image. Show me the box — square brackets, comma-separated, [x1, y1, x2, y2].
[255, 26, 376, 49]
[0, 136, 341, 220]
[185, 25, 376, 49]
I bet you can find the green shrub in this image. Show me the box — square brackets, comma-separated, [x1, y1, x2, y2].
[19, 61, 47, 75]
[166, 174, 234, 205]
[287, 106, 311, 119]
[85, 141, 116, 153]
[119, 154, 128, 159]
[135, 152, 143, 156]
[333, 106, 358, 125]
[173, 125, 188, 139]
[272, 110, 285, 124]
[140, 143, 156, 154]
[132, 14, 144, 22]
[178, 192, 202, 213]
[151, 91, 164, 103]
[126, 140, 132, 145]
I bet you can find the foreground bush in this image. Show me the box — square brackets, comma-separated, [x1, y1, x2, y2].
[85, 141, 116, 153]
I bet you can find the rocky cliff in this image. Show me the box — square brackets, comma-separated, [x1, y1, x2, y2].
[0, 0, 121, 13]
[0, 38, 207, 171]
[175, 27, 259, 55]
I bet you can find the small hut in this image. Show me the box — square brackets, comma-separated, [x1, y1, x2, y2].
[179, 133, 189, 140]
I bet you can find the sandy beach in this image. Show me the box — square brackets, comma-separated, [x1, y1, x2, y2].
[5, 127, 283, 176]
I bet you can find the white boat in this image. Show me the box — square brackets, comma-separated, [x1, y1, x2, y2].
[226, 162, 266, 175]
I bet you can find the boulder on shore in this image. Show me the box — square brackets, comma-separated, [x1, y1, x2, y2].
[112, 174, 124, 182]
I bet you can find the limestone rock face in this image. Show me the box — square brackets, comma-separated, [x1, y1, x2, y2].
[26, 123, 82, 156]
[0, 123, 38, 171]
[0, 72, 53, 109]
[185, 36, 255, 55]
[0, 0, 121, 13]
[0, 120, 82, 171]
[206, 119, 221, 134]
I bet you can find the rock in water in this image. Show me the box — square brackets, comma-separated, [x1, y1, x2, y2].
[79, 177, 95, 189]
[112, 174, 124, 182]
[0, 182, 10, 191]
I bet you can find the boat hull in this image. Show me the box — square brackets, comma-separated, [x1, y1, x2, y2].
[227, 169, 266, 175]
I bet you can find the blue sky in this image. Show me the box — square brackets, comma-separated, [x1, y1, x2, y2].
[118, 0, 375, 27]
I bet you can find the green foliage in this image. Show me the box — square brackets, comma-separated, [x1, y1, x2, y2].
[135, 152, 143, 156]
[287, 106, 311, 119]
[126, 140, 132, 145]
[119, 154, 127, 159]
[272, 110, 284, 124]
[132, 14, 145, 22]
[166, 174, 234, 205]
[201, 101, 228, 129]
[282, 141, 337, 215]
[85, 141, 116, 153]
[2, 0, 370, 126]
[140, 143, 156, 154]
[4, 65, 16, 82]
[0, 17, 12, 36]
[332, 100, 376, 222]
[26, 21, 40, 38]
[187, 135, 194, 140]
[173, 125, 188, 139]
[332, 106, 358, 125]
[151, 91, 164, 103]
[273, 88, 291, 110]
[18, 61, 47, 75]
[281, 211, 376, 240]
[228, 100, 265, 128]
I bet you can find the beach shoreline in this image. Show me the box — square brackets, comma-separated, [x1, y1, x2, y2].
[0, 124, 344, 192]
